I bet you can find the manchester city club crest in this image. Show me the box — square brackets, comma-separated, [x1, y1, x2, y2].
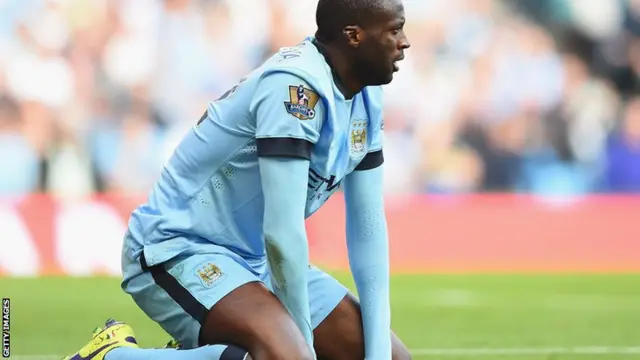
[284, 84, 320, 120]
[349, 120, 368, 158]
[195, 262, 224, 287]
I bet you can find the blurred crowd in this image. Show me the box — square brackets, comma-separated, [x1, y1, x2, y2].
[0, 0, 639, 198]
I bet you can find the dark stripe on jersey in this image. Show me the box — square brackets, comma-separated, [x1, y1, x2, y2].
[140, 253, 208, 325]
[220, 345, 250, 360]
[355, 150, 384, 171]
[257, 138, 313, 160]
[196, 109, 208, 126]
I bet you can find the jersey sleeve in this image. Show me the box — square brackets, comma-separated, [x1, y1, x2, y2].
[259, 156, 315, 350]
[354, 114, 384, 171]
[251, 72, 325, 160]
[344, 165, 391, 359]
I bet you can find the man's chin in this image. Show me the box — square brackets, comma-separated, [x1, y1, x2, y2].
[369, 73, 394, 86]
[380, 73, 394, 85]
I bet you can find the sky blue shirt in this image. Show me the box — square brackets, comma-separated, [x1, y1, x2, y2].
[128, 38, 384, 267]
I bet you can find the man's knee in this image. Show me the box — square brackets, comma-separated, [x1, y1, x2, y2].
[392, 341, 412, 360]
[323, 334, 410, 360]
[212, 330, 312, 360]
[391, 331, 412, 360]
[332, 341, 410, 360]
[239, 304, 314, 360]
[253, 342, 314, 360]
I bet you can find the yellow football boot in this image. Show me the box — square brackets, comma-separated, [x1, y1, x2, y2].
[62, 319, 138, 360]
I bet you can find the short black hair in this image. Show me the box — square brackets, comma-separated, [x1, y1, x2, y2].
[315, 0, 388, 41]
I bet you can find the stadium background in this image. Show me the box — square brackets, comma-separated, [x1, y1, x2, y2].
[1, 0, 640, 358]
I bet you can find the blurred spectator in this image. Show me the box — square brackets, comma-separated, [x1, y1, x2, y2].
[91, 96, 166, 193]
[0, 0, 639, 197]
[604, 96, 640, 192]
[0, 96, 40, 197]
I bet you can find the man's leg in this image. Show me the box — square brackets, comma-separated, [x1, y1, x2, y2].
[62, 318, 251, 360]
[124, 251, 312, 360]
[313, 293, 411, 360]
[198, 281, 312, 360]
[304, 266, 411, 360]
[107, 280, 311, 360]
[106, 344, 250, 360]
[62, 241, 258, 360]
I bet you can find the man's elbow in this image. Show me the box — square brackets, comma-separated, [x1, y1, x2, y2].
[264, 230, 308, 276]
[265, 233, 308, 261]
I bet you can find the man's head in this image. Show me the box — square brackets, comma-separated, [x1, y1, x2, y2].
[315, 0, 410, 86]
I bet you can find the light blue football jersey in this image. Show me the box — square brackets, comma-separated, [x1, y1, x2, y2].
[127, 37, 385, 267]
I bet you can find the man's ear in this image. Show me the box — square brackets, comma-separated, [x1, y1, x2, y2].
[343, 25, 363, 48]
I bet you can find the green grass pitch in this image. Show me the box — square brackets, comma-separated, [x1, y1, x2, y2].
[3, 273, 640, 359]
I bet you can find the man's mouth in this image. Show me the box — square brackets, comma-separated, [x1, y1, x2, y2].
[393, 55, 405, 72]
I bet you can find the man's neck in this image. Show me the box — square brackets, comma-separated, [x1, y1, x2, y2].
[312, 39, 363, 99]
